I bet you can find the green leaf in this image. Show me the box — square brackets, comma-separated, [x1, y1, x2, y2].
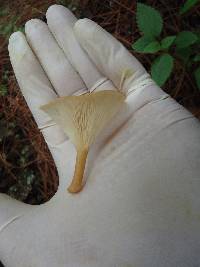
[176, 47, 193, 63]
[151, 54, 174, 86]
[14, 25, 25, 34]
[175, 31, 198, 49]
[0, 16, 23, 39]
[132, 37, 160, 53]
[57, 0, 68, 5]
[0, 7, 9, 17]
[143, 41, 161, 53]
[0, 84, 7, 96]
[0, 23, 13, 37]
[197, 33, 200, 43]
[132, 36, 154, 52]
[193, 54, 200, 62]
[194, 67, 200, 90]
[136, 3, 163, 37]
[179, 0, 199, 15]
[161, 36, 176, 49]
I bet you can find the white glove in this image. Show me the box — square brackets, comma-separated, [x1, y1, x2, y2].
[1, 4, 200, 267]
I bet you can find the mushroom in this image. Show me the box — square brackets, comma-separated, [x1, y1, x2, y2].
[40, 90, 125, 194]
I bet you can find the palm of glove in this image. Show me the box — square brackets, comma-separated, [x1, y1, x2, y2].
[0, 5, 200, 267]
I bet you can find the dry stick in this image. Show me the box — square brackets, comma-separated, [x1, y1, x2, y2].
[0, 152, 17, 181]
[173, 68, 186, 98]
[115, 35, 132, 47]
[115, 9, 121, 35]
[112, 0, 135, 14]
[160, 0, 179, 32]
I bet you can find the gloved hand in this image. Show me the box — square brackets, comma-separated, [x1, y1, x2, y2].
[1, 4, 200, 267]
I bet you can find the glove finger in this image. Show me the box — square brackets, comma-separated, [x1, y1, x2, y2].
[74, 19, 154, 95]
[25, 19, 87, 96]
[8, 31, 67, 148]
[46, 5, 116, 92]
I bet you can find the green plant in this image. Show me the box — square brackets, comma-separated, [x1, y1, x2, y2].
[132, 2, 200, 88]
[56, 0, 78, 11]
[0, 69, 10, 96]
[179, 0, 199, 15]
[0, 8, 24, 39]
[0, 115, 44, 203]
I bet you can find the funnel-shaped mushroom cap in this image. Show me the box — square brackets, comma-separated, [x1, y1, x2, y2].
[40, 90, 125, 149]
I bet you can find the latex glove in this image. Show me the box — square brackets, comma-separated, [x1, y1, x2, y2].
[1, 4, 200, 267]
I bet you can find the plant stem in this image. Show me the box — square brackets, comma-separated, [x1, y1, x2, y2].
[67, 147, 89, 194]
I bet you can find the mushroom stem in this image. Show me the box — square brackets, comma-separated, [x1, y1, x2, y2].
[67, 147, 89, 193]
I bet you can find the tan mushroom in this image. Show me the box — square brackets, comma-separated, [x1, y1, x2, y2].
[40, 90, 125, 194]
